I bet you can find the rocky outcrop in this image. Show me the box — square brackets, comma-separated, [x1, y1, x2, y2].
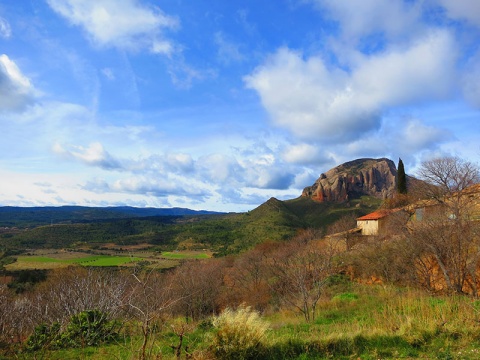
[302, 158, 397, 202]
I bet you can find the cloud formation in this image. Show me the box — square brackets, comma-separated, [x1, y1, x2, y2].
[0, 18, 11, 38]
[46, 0, 178, 54]
[0, 55, 35, 111]
[83, 176, 210, 200]
[313, 0, 423, 43]
[1, 0, 479, 211]
[343, 119, 453, 163]
[53, 142, 122, 170]
[282, 143, 332, 165]
[437, 0, 480, 27]
[245, 30, 457, 142]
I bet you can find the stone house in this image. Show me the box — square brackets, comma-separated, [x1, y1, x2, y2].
[356, 209, 396, 236]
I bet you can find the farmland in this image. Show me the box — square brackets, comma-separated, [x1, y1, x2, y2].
[4, 249, 211, 270]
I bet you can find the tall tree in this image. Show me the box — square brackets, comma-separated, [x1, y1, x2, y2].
[397, 158, 407, 194]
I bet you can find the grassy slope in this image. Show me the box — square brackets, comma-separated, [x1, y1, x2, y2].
[21, 283, 480, 359]
[283, 195, 381, 227]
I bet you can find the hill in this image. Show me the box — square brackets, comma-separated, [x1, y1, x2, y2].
[0, 158, 391, 254]
[0, 206, 221, 228]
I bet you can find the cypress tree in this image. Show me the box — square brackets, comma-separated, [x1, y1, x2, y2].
[397, 158, 407, 194]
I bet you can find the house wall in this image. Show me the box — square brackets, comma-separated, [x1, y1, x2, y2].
[357, 219, 379, 235]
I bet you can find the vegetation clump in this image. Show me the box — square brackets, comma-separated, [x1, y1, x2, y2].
[25, 310, 119, 351]
[211, 305, 269, 359]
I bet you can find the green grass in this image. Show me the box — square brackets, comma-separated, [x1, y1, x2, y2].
[14, 255, 141, 267]
[161, 251, 209, 260]
[69, 255, 141, 266]
[11, 283, 480, 359]
[21, 256, 63, 263]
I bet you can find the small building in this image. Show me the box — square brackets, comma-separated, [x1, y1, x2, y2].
[356, 210, 394, 236]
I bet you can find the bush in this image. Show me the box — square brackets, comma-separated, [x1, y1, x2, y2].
[211, 305, 269, 359]
[60, 309, 119, 348]
[25, 310, 120, 351]
[25, 322, 61, 351]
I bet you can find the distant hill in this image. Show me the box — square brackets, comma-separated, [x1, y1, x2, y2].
[0, 158, 393, 254]
[0, 206, 222, 228]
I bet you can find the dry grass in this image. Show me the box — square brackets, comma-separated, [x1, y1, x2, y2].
[211, 305, 269, 359]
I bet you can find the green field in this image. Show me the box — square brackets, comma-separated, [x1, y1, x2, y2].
[161, 251, 210, 259]
[68, 255, 142, 266]
[7, 254, 142, 269]
[4, 249, 212, 270]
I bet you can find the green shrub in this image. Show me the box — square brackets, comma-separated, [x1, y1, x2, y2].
[25, 310, 120, 351]
[211, 305, 269, 359]
[60, 309, 119, 348]
[25, 322, 61, 351]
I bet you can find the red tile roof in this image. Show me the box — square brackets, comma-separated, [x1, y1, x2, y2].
[357, 210, 393, 221]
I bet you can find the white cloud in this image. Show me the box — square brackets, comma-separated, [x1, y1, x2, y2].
[312, 0, 423, 42]
[462, 50, 480, 108]
[0, 17, 11, 38]
[54, 142, 122, 170]
[101, 68, 115, 80]
[197, 154, 240, 183]
[214, 32, 245, 64]
[0, 54, 35, 111]
[46, 0, 178, 52]
[399, 119, 453, 152]
[151, 40, 174, 56]
[164, 153, 194, 173]
[352, 30, 457, 106]
[282, 143, 332, 165]
[168, 60, 217, 89]
[245, 30, 457, 142]
[248, 169, 295, 190]
[437, 0, 480, 27]
[343, 118, 453, 163]
[245, 48, 365, 142]
[82, 174, 211, 200]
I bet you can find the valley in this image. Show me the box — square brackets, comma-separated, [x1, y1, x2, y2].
[1, 157, 480, 359]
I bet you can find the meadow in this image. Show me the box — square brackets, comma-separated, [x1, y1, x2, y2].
[4, 249, 211, 270]
[14, 283, 480, 359]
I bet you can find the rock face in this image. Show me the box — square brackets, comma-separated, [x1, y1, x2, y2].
[302, 158, 397, 202]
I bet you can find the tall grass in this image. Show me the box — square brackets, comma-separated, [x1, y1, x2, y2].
[210, 305, 269, 359]
[262, 285, 480, 359]
[13, 284, 480, 359]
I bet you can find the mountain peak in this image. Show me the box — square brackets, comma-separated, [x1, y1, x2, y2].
[302, 158, 397, 202]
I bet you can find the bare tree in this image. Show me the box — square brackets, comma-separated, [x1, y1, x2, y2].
[326, 214, 357, 236]
[169, 259, 224, 322]
[268, 237, 339, 322]
[125, 268, 177, 360]
[408, 156, 480, 294]
[407, 207, 480, 294]
[29, 267, 128, 326]
[417, 156, 480, 213]
[223, 242, 275, 312]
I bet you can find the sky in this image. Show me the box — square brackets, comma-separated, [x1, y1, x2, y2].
[0, 0, 480, 212]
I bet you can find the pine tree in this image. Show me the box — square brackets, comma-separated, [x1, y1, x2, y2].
[397, 158, 407, 194]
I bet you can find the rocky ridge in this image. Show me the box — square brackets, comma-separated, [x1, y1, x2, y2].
[302, 158, 397, 202]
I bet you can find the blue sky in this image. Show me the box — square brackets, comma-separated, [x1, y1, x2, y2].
[1, 0, 479, 211]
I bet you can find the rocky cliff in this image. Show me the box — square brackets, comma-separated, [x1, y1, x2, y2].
[302, 158, 397, 202]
